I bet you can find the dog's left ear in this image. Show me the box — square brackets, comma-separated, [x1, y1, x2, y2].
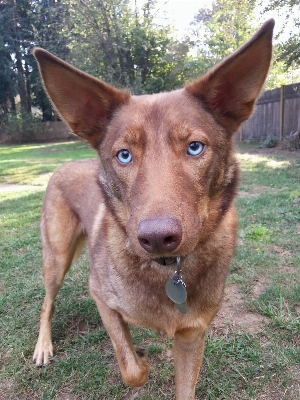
[185, 19, 275, 133]
[33, 48, 130, 148]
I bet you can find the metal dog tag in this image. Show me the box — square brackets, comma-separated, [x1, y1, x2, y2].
[175, 301, 187, 314]
[165, 257, 187, 314]
[165, 276, 187, 304]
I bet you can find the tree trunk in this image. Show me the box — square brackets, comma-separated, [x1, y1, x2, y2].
[25, 61, 31, 113]
[2, 102, 8, 122]
[98, 1, 121, 84]
[16, 51, 28, 112]
[10, 96, 16, 114]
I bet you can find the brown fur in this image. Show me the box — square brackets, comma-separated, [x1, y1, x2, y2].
[32, 20, 274, 399]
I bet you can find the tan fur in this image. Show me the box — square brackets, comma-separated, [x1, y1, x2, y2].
[32, 20, 274, 399]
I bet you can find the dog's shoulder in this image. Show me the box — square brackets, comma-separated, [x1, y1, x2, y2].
[44, 158, 103, 209]
[48, 158, 99, 185]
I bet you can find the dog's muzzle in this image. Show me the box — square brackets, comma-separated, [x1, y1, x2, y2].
[137, 217, 182, 254]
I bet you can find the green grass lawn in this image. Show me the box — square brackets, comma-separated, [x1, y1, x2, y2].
[0, 142, 299, 399]
[0, 141, 95, 186]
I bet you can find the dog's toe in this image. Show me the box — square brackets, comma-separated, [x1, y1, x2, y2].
[33, 352, 46, 366]
[33, 354, 50, 366]
[33, 342, 53, 366]
[135, 347, 147, 358]
[35, 361, 44, 368]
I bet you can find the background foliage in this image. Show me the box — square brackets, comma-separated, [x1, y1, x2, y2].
[0, 0, 299, 142]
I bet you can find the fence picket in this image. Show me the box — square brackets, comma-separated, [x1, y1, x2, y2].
[240, 82, 300, 141]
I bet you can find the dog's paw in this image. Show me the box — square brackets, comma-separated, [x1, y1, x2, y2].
[135, 347, 148, 360]
[32, 341, 53, 366]
[120, 347, 150, 387]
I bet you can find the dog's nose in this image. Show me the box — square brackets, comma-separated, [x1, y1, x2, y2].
[137, 218, 182, 254]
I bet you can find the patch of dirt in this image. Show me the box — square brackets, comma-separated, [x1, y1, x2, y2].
[267, 246, 296, 273]
[0, 280, 6, 295]
[160, 348, 173, 362]
[212, 283, 270, 334]
[273, 245, 292, 258]
[68, 319, 89, 336]
[238, 185, 288, 199]
[0, 380, 13, 398]
[252, 277, 269, 300]
[15, 248, 26, 255]
[289, 365, 300, 383]
[255, 374, 300, 400]
[56, 385, 80, 400]
[0, 379, 30, 399]
[121, 387, 144, 400]
[294, 303, 300, 316]
[279, 264, 297, 274]
[238, 190, 260, 199]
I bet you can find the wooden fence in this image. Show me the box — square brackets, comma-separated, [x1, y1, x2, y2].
[239, 82, 300, 142]
[0, 120, 72, 144]
[1, 82, 300, 144]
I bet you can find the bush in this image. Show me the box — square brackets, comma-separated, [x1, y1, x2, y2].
[260, 135, 278, 148]
[281, 131, 300, 151]
[6, 111, 45, 143]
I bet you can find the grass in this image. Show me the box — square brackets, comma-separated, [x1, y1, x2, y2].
[0, 141, 95, 185]
[0, 142, 299, 399]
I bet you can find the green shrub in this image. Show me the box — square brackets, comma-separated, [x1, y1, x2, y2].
[7, 111, 45, 143]
[260, 135, 278, 148]
[282, 131, 300, 151]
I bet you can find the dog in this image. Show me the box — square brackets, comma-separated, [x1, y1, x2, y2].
[32, 19, 274, 399]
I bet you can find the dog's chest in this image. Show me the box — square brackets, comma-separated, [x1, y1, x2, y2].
[89, 257, 213, 335]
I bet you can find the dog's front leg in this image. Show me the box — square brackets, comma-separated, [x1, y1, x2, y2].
[91, 291, 150, 387]
[173, 327, 206, 399]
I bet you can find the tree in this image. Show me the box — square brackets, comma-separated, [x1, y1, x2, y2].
[187, 0, 299, 89]
[0, 0, 191, 141]
[0, 0, 70, 133]
[30, 0, 70, 121]
[0, 2, 27, 118]
[190, 0, 257, 65]
[67, 0, 190, 94]
[0, 43, 17, 122]
[263, 0, 300, 69]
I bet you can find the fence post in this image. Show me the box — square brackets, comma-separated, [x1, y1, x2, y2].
[279, 85, 285, 141]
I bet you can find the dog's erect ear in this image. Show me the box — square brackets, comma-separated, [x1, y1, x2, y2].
[185, 19, 275, 133]
[33, 48, 130, 148]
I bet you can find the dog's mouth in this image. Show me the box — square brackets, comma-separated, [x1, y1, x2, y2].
[153, 256, 187, 266]
[154, 257, 177, 266]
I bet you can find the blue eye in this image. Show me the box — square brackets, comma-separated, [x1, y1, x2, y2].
[117, 149, 132, 164]
[187, 141, 204, 156]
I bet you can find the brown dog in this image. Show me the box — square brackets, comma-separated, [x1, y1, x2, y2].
[33, 20, 274, 399]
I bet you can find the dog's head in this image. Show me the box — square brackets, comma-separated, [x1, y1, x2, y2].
[34, 20, 274, 260]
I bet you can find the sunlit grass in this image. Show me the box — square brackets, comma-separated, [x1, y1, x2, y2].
[0, 141, 95, 186]
[237, 153, 290, 170]
[0, 142, 299, 399]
